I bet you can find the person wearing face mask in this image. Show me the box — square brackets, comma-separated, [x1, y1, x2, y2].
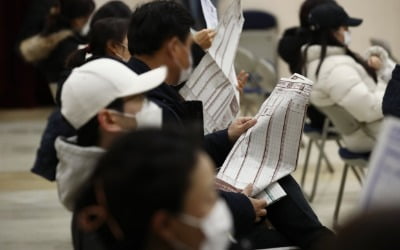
[127, 1, 334, 249]
[300, 3, 387, 152]
[74, 129, 234, 250]
[31, 16, 132, 182]
[55, 58, 166, 211]
[19, 0, 95, 84]
[54, 59, 165, 250]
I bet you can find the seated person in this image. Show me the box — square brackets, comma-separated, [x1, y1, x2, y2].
[127, 1, 333, 249]
[74, 129, 234, 250]
[301, 3, 388, 153]
[32, 17, 131, 181]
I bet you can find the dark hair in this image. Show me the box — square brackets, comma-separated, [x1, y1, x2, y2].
[90, 1, 131, 29]
[300, 27, 378, 82]
[76, 98, 124, 147]
[66, 18, 129, 68]
[42, 0, 95, 35]
[128, 0, 194, 55]
[330, 209, 400, 250]
[74, 129, 200, 249]
[299, 0, 336, 28]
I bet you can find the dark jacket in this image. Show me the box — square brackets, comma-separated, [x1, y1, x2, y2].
[127, 57, 256, 237]
[382, 65, 400, 117]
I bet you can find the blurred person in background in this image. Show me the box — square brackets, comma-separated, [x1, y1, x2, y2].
[328, 209, 400, 250]
[31, 5, 131, 182]
[300, 2, 387, 153]
[19, 0, 95, 84]
[278, 0, 336, 130]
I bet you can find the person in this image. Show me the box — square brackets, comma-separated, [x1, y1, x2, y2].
[328, 209, 400, 250]
[382, 65, 400, 117]
[300, 3, 387, 153]
[127, 1, 333, 249]
[31, 17, 131, 181]
[19, 0, 95, 84]
[74, 129, 234, 250]
[278, 0, 336, 130]
[55, 58, 166, 211]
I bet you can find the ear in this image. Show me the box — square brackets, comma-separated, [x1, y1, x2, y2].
[150, 210, 177, 242]
[97, 109, 123, 133]
[166, 36, 181, 58]
[106, 40, 120, 57]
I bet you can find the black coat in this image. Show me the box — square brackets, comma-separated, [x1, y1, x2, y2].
[128, 57, 256, 237]
[382, 65, 400, 117]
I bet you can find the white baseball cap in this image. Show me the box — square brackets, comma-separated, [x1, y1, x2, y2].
[61, 58, 166, 129]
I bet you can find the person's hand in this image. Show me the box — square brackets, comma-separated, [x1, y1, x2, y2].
[193, 29, 217, 50]
[368, 55, 383, 71]
[237, 70, 249, 94]
[242, 184, 267, 222]
[227, 117, 257, 142]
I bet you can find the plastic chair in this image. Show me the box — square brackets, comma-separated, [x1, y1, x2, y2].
[240, 10, 278, 67]
[300, 118, 340, 202]
[318, 105, 371, 227]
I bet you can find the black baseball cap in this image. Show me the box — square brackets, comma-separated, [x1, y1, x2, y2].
[309, 3, 363, 30]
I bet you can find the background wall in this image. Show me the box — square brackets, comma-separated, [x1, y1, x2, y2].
[96, 0, 400, 77]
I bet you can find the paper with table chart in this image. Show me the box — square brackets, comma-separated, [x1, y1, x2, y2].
[180, 0, 243, 134]
[360, 117, 400, 211]
[201, 0, 218, 29]
[216, 74, 313, 204]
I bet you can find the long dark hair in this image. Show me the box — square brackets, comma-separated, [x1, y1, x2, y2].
[66, 18, 129, 69]
[300, 27, 378, 83]
[74, 129, 200, 249]
[42, 0, 95, 35]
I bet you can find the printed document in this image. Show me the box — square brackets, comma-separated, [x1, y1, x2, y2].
[216, 74, 313, 204]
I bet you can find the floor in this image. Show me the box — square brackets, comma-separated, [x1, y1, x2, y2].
[0, 108, 364, 250]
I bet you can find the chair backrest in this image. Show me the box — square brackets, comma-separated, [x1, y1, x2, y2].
[235, 46, 257, 73]
[318, 105, 362, 135]
[239, 10, 278, 67]
[254, 58, 277, 93]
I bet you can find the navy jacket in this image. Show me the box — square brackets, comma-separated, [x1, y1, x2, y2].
[128, 57, 256, 237]
[382, 65, 400, 117]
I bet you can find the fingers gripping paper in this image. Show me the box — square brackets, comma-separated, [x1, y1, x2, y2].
[180, 0, 243, 134]
[216, 74, 313, 204]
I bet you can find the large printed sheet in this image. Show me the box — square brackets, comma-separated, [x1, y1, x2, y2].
[180, 0, 243, 134]
[216, 74, 313, 204]
[360, 117, 400, 211]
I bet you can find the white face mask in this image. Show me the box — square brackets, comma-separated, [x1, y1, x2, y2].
[177, 199, 233, 250]
[344, 30, 352, 46]
[135, 99, 162, 129]
[113, 99, 162, 129]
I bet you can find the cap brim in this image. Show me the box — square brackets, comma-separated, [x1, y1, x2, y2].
[346, 17, 363, 27]
[118, 66, 167, 98]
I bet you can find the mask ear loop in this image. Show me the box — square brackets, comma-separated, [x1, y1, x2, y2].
[77, 180, 125, 240]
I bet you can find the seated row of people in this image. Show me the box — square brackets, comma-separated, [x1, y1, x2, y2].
[32, 1, 335, 249]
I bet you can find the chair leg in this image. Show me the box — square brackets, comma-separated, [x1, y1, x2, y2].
[309, 143, 324, 202]
[333, 163, 349, 228]
[301, 138, 313, 188]
[315, 140, 335, 173]
[350, 166, 363, 185]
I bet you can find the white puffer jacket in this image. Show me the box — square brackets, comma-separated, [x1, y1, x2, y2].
[304, 45, 387, 152]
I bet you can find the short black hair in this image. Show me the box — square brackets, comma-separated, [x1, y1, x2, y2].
[128, 0, 194, 55]
[74, 129, 201, 249]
